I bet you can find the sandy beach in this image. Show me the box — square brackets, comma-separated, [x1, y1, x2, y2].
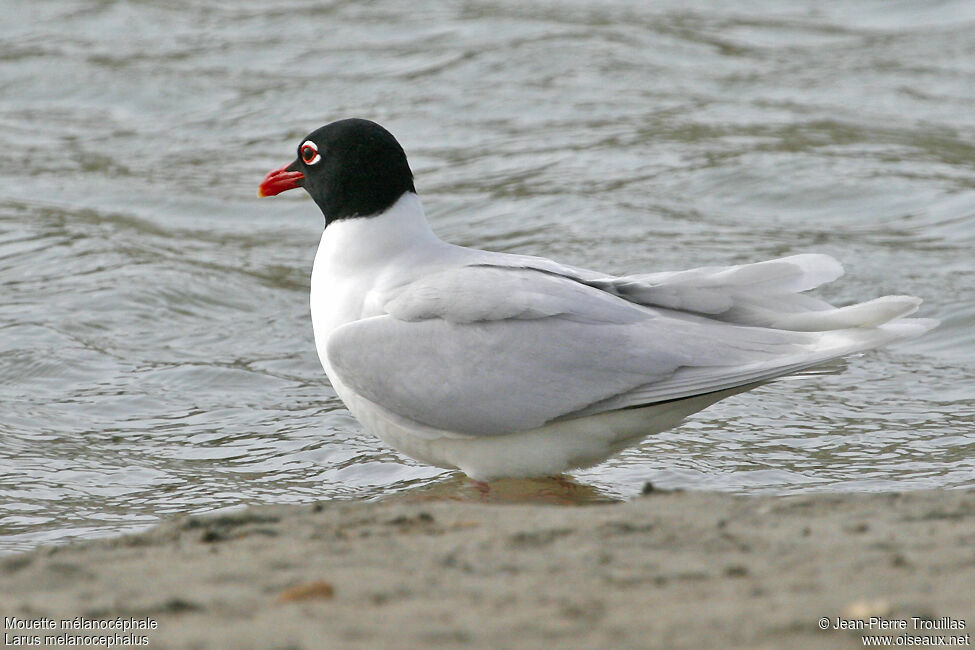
[1, 485, 972, 649]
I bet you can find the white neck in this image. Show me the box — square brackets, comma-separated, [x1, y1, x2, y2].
[317, 192, 442, 269]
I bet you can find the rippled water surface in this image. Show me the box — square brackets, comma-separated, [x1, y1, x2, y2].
[2, 0, 973, 552]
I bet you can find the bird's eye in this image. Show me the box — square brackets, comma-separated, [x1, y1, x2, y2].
[300, 141, 321, 165]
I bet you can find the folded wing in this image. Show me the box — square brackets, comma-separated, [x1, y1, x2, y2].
[326, 257, 936, 437]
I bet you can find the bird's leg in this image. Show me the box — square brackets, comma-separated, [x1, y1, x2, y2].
[471, 480, 491, 497]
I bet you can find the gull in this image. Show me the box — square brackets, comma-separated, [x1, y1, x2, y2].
[258, 118, 936, 480]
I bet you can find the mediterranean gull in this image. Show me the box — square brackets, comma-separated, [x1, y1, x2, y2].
[258, 118, 936, 481]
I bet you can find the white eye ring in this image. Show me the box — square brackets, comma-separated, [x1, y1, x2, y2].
[299, 140, 321, 165]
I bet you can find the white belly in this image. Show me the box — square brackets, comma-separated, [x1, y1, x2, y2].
[327, 374, 736, 480]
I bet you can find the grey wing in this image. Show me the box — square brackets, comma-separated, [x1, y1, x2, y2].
[326, 269, 810, 435]
[326, 260, 935, 437]
[327, 314, 683, 436]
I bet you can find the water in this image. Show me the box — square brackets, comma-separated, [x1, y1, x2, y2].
[1, 0, 973, 554]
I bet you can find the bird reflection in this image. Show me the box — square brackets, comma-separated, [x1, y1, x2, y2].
[381, 473, 622, 505]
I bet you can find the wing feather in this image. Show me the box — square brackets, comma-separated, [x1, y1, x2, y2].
[327, 257, 934, 437]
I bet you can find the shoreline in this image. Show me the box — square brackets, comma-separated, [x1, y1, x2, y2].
[2, 487, 973, 649]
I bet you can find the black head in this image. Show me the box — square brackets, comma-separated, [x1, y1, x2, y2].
[258, 119, 416, 225]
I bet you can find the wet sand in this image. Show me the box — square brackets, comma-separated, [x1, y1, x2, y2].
[1, 486, 973, 649]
